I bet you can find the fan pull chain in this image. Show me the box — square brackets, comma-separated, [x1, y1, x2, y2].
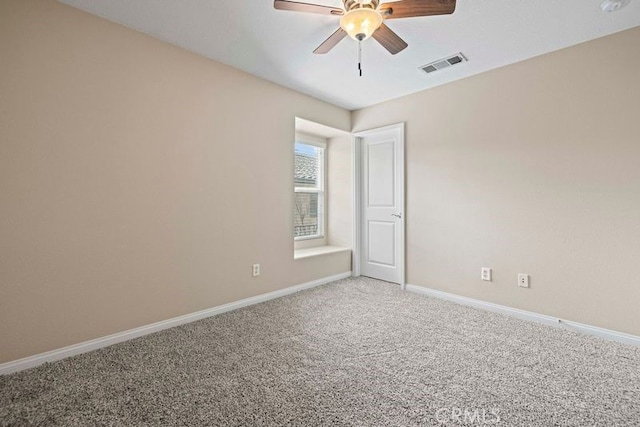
[358, 39, 362, 77]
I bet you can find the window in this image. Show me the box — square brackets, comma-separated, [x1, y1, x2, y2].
[294, 141, 325, 240]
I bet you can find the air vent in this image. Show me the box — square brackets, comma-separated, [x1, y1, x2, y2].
[419, 53, 467, 75]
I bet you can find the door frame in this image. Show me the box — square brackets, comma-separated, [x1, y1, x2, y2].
[351, 123, 405, 289]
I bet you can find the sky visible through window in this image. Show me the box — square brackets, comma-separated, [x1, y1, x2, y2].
[295, 143, 316, 156]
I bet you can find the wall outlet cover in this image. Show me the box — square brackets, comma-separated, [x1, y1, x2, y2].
[518, 273, 529, 288]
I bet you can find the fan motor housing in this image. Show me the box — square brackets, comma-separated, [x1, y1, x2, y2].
[343, 0, 380, 11]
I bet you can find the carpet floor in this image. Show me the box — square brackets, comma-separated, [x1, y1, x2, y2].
[1, 277, 639, 426]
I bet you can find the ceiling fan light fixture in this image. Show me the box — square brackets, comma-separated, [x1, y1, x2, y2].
[340, 8, 383, 41]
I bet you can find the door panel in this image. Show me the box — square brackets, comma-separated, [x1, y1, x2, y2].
[359, 124, 404, 284]
[367, 142, 395, 207]
[368, 221, 395, 266]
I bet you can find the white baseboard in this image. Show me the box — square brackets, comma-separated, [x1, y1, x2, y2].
[405, 284, 640, 347]
[0, 271, 352, 376]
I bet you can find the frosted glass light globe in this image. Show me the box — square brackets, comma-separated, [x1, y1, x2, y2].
[340, 8, 383, 41]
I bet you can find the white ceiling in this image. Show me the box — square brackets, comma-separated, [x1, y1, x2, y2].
[59, 0, 640, 110]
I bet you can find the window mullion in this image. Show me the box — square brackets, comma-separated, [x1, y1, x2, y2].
[294, 187, 321, 194]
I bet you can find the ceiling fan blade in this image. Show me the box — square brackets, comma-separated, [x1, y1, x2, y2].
[274, 0, 344, 16]
[313, 28, 348, 54]
[372, 23, 408, 55]
[380, 0, 456, 19]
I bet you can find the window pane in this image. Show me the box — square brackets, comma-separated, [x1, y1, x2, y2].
[294, 192, 319, 237]
[295, 143, 322, 189]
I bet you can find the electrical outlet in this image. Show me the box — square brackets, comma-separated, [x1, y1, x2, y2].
[481, 268, 492, 281]
[252, 264, 260, 277]
[518, 273, 529, 288]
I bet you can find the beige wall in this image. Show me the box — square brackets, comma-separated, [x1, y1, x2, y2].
[0, 0, 351, 363]
[327, 135, 353, 249]
[353, 27, 640, 336]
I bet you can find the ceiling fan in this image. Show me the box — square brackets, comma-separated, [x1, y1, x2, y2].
[274, 0, 457, 55]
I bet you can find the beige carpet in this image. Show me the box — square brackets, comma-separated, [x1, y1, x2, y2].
[1, 276, 639, 426]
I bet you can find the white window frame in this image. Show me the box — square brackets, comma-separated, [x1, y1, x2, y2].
[294, 135, 326, 242]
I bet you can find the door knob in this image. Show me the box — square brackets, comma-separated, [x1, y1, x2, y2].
[391, 213, 402, 219]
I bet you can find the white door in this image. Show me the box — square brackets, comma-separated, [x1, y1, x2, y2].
[358, 124, 404, 285]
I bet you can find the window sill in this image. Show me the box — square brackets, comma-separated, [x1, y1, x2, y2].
[294, 245, 351, 260]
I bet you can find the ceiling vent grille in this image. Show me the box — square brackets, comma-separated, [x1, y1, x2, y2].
[419, 53, 467, 75]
